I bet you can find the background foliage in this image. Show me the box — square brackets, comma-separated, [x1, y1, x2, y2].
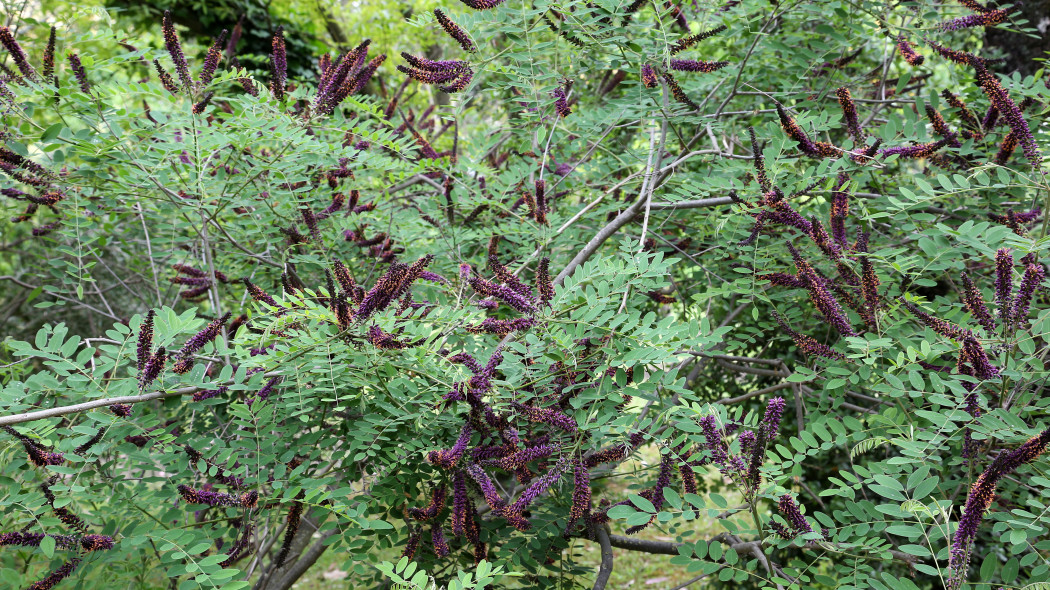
[0, 0, 1048, 589]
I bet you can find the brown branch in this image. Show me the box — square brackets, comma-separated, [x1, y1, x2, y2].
[592, 525, 614, 590]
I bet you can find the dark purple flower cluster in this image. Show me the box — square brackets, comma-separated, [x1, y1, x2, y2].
[66, 52, 90, 94]
[897, 35, 924, 66]
[270, 26, 287, 101]
[3, 425, 65, 467]
[172, 312, 230, 374]
[398, 52, 473, 93]
[669, 59, 729, 73]
[435, 9, 476, 53]
[938, 6, 1011, 31]
[312, 40, 381, 115]
[26, 557, 80, 590]
[669, 24, 727, 55]
[948, 426, 1050, 589]
[775, 494, 814, 538]
[661, 72, 698, 109]
[161, 11, 192, 91]
[198, 29, 227, 87]
[274, 492, 305, 567]
[640, 64, 658, 89]
[0, 26, 37, 80]
[177, 484, 257, 508]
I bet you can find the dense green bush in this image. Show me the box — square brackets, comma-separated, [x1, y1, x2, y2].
[0, 0, 1048, 589]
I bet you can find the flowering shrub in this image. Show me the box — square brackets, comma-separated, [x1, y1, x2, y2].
[0, 0, 1047, 589]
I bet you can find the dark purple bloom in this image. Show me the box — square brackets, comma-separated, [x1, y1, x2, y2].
[972, 60, 1040, 167]
[136, 309, 155, 372]
[881, 138, 951, 159]
[897, 35, 924, 66]
[760, 397, 786, 441]
[428, 425, 472, 469]
[0, 26, 36, 80]
[26, 558, 80, 590]
[512, 402, 577, 433]
[994, 248, 1013, 313]
[900, 300, 970, 341]
[431, 525, 450, 557]
[466, 317, 536, 335]
[669, 59, 730, 73]
[66, 52, 90, 94]
[110, 403, 132, 417]
[435, 9, 476, 52]
[465, 464, 506, 511]
[777, 494, 814, 537]
[835, 87, 862, 140]
[938, 7, 1011, 31]
[508, 459, 567, 514]
[458, 0, 507, 9]
[669, 24, 727, 55]
[553, 87, 571, 118]
[947, 427, 1050, 590]
[1009, 263, 1043, 328]
[42, 26, 56, 84]
[139, 346, 166, 390]
[152, 59, 179, 95]
[789, 244, 855, 336]
[640, 64, 658, 88]
[662, 72, 698, 109]
[172, 312, 230, 374]
[270, 26, 287, 101]
[80, 534, 114, 552]
[772, 312, 845, 360]
[198, 29, 228, 87]
[960, 272, 996, 333]
[162, 11, 192, 91]
[274, 493, 305, 567]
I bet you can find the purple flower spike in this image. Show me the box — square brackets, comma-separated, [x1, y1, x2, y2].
[568, 458, 591, 524]
[669, 59, 730, 73]
[199, 29, 228, 87]
[26, 558, 81, 590]
[662, 72, 698, 109]
[0, 26, 37, 80]
[994, 248, 1013, 313]
[137, 309, 156, 372]
[270, 26, 287, 101]
[509, 459, 567, 513]
[153, 59, 180, 95]
[1010, 263, 1044, 328]
[835, 87, 862, 139]
[458, 0, 507, 9]
[80, 534, 114, 551]
[938, 7, 1010, 31]
[760, 397, 786, 441]
[435, 9, 476, 53]
[162, 11, 192, 91]
[640, 64, 658, 89]
[960, 272, 996, 333]
[512, 402, 577, 433]
[790, 244, 855, 336]
[67, 52, 91, 94]
[947, 426, 1050, 590]
[772, 312, 845, 360]
[972, 60, 1040, 167]
[172, 312, 230, 374]
[139, 346, 166, 390]
[897, 35, 924, 66]
[777, 494, 814, 536]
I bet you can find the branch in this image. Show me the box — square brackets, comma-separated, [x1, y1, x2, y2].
[592, 525, 614, 590]
[0, 371, 281, 426]
[269, 529, 339, 590]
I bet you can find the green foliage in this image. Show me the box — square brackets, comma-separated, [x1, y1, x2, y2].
[0, 0, 1049, 588]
